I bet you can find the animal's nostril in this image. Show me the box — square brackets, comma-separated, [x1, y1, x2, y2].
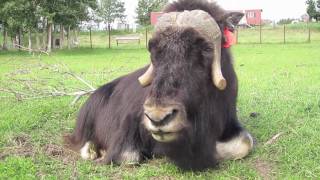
[145, 109, 179, 127]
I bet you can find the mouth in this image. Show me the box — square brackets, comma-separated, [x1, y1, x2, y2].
[151, 130, 179, 142]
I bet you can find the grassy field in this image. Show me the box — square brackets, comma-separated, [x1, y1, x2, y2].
[0, 40, 320, 179]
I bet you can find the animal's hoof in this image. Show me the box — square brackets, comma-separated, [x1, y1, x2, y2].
[216, 131, 254, 161]
[80, 142, 97, 160]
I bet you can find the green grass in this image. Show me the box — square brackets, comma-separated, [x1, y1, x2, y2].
[1, 41, 320, 179]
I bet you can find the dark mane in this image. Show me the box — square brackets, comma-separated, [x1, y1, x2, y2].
[163, 0, 227, 22]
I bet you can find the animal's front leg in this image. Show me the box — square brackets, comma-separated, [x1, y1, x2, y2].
[94, 148, 141, 165]
[215, 131, 254, 161]
[80, 141, 98, 160]
[95, 131, 143, 165]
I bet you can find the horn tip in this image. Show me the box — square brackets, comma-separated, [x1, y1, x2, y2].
[216, 79, 227, 90]
[138, 76, 150, 87]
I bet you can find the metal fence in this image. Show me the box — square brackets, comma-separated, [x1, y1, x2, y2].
[234, 23, 320, 44]
[76, 24, 320, 49]
[0, 23, 319, 51]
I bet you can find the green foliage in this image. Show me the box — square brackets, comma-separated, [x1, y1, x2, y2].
[0, 0, 99, 39]
[136, 0, 168, 26]
[306, 0, 320, 21]
[1, 0, 35, 34]
[97, 0, 126, 27]
[53, 0, 97, 27]
[278, 18, 295, 25]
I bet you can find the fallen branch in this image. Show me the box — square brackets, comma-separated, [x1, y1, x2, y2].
[65, 72, 96, 91]
[0, 60, 98, 105]
[12, 44, 49, 55]
[0, 88, 95, 102]
[264, 132, 284, 146]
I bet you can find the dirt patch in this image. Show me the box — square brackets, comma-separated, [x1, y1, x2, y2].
[149, 176, 176, 180]
[254, 159, 274, 180]
[0, 145, 34, 160]
[43, 144, 79, 164]
[12, 135, 29, 146]
[0, 134, 35, 160]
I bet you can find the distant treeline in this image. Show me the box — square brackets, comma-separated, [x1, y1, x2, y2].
[0, 0, 168, 52]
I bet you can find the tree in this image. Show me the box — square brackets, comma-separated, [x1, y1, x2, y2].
[54, 0, 97, 49]
[0, 0, 97, 52]
[0, 0, 10, 50]
[38, 0, 57, 52]
[306, 0, 320, 21]
[98, 0, 126, 27]
[278, 18, 295, 25]
[23, 0, 40, 53]
[97, 0, 126, 48]
[136, 0, 168, 26]
[2, 0, 31, 50]
[317, 0, 320, 20]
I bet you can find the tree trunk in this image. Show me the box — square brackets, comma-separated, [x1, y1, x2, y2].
[77, 28, 80, 47]
[60, 24, 64, 49]
[36, 30, 40, 50]
[18, 28, 22, 50]
[52, 24, 57, 49]
[28, 28, 32, 54]
[74, 28, 79, 47]
[67, 26, 71, 49]
[108, 24, 111, 48]
[12, 36, 15, 49]
[89, 27, 92, 49]
[42, 20, 46, 49]
[2, 25, 8, 50]
[47, 23, 52, 52]
[73, 29, 76, 48]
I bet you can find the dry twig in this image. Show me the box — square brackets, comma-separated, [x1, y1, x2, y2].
[0, 60, 98, 105]
[13, 44, 50, 55]
[264, 132, 284, 145]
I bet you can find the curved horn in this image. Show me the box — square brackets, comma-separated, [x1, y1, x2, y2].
[212, 35, 227, 90]
[138, 64, 154, 87]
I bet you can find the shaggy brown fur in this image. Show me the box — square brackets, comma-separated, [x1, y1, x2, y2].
[65, 0, 246, 171]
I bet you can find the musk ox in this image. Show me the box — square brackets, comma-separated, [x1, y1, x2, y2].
[65, 0, 254, 171]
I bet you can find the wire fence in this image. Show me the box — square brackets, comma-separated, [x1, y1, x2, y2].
[0, 23, 319, 51]
[235, 23, 320, 44]
[76, 23, 320, 49]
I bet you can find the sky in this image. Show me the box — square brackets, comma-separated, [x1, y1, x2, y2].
[124, 0, 308, 24]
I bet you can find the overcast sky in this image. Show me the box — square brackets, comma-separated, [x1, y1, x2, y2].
[124, 0, 308, 24]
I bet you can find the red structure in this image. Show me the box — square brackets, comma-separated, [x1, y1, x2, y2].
[244, 9, 263, 25]
[151, 12, 164, 25]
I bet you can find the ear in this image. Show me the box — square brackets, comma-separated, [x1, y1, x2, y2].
[222, 12, 244, 31]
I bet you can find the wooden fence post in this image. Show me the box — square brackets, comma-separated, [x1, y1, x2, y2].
[145, 27, 148, 48]
[89, 27, 92, 49]
[236, 28, 239, 44]
[259, 24, 262, 44]
[283, 24, 286, 44]
[108, 24, 111, 49]
[308, 23, 311, 43]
